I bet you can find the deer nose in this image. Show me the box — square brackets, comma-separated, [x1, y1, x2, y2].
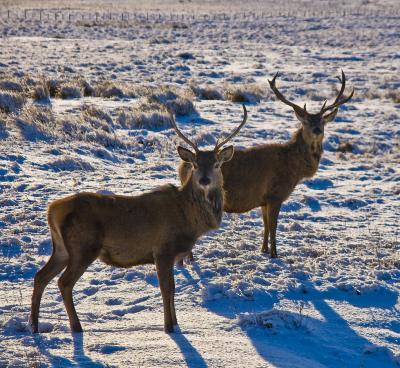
[313, 127, 322, 136]
[199, 177, 210, 186]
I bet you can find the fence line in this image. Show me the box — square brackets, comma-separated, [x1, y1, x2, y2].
[1, 8, 399, 22]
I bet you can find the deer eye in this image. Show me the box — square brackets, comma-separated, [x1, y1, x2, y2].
[193, 163, 198, 169]
[214, 163, 220, 169]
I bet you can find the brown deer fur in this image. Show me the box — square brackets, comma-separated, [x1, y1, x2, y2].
[29, 104, 247, 334]
[179, 71, 354, 258]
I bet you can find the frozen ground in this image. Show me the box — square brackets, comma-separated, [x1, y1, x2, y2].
[1, 0, 400, 367]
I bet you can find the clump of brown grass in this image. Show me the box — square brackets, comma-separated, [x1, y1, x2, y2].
[223, 84, 263, 104]
[83, 106, 113, 125]
[0, 91, 26, 113]
[31, 84, 50, 101]
[46, 79, 61, 97]
[0, 79, 23, 93]
[385, 89, 400, 104]
[337, 140, 355, 153]
[56, 83, 82, 99]
[188, 82, 223, 100]
[93, 80, 123, 98]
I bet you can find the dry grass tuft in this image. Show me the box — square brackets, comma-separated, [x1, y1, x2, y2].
[189, 82, 223, 100]
[31, 84, 50, 101]
[0, 79, 23, 93]
[93, 80, 123, 98]
[56, 83, 82, 99]
[9, 105, 53, 139]
[223, 84, 263, 104]
[84, 106, 113, 125]
[0, 91, 26, 113]
[385, 89, 400, 104]
[337, 140, 355, 153]
[122, 110, 171, 129]
[45, 79, 61, 97]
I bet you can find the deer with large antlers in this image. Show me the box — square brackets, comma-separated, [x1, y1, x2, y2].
[179, 71, 354, 258]
[30, 104, 247, 334]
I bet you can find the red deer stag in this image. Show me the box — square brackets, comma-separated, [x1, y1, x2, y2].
[30, 103, 247, 333]
[179, 71, 354, 259]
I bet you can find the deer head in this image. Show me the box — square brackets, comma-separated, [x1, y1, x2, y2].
[268, 70, 354, 146]
[170, 103, 247, 192]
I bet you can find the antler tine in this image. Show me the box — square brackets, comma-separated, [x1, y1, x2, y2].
[268, 71, 306, 116]
[169, 102, 198, 152]
[214, 104, 247, 151]
[320, 70, 354, 115]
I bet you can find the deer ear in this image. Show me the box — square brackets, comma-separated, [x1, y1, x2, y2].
[177, 146, 195, 163]
[218, 145, 234, 163]
[294, 110, 308, 125]
[322, 108, 338, 125]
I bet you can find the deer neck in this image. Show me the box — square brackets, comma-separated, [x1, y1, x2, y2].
[289, 127, 323, 178]
[179, 172, 224, 235]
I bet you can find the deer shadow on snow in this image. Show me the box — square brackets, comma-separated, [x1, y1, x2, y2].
[196, 269, 400, 368]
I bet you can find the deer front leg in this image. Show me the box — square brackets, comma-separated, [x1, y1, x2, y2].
[267, 201, 282, 258]
[57, 249, 98, 333]
[155, 256, 175, 333]
[260, 205, 269, 254]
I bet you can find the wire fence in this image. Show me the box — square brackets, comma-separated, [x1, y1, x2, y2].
[1, 7, 399, 23]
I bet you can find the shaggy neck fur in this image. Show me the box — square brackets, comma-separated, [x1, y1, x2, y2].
[286, 127, 323, 179]
[179, 171, 224, 234]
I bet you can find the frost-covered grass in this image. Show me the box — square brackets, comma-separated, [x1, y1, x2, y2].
[0, 0, 400, 367]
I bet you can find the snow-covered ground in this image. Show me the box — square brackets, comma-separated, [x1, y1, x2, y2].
[1, 0, 400, 367]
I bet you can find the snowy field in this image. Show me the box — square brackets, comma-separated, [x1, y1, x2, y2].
[1, 0, 400, 366]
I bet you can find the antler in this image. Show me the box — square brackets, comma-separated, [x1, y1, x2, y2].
[319, 70, 354, 116]
[169, 102, 198, 152]
[268, 72, 307, 116]
[214, 104, 247, 151]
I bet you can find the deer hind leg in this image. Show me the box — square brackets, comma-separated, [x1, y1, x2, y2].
[30, 240, 68, 333]
[170, 273, 177, 326]
[267, 200, 282, 258]
[260, 205, 270, 254]
[177, 251, 194, 267]
[57, 249, 99, 333]
[155, 256, 175, 333]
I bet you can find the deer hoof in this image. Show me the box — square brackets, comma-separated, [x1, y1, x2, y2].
[165, 324, 175, 333]
[71, 324, 83, 333]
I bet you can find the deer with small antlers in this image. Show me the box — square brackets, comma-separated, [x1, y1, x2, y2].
[179, 71, 354, 259]
[30, 104, 247, 334]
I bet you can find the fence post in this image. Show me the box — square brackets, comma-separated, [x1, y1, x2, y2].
[25, 9, 27, 19]
[40, 11, 41, 20]
[69, 13, 71, 21]
[96, 13, 98, 21]
[8, 10, 10, 18]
